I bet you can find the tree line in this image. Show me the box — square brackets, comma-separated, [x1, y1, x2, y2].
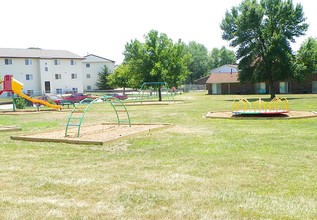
[97, 0, 317, 99]
[96, 30, 236, 92]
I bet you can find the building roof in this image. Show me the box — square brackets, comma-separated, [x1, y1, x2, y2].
[194, 75, 210, 85]
[210, 64, 238, 74]
[206, 72, 239, 84]
[83, 54, 115, 63]
[0, 48, 82, 59]
[227, 64, 238, 68]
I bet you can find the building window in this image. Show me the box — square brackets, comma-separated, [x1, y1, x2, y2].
[312, 81, 317, 94]
[26, 74, 33, 80]
[25, 59, 32, 65]
[255, 82, 266, 94]
[45, 67, 49, 71]
[26, 90, 34, 96]
[55, 74, 62, 79]
[71, 73, 77, 79]
[4, 59, 12, 65]
[279, 82, 288, 94]
[86, 63, 90, 68]
[72, 88, 78, 93]
[54, 59, 61, 65]
[86, 74, 91, 79]
[212, 83, 221, 94]
[87, 85, 91, 90]
[70, 60, 76, 65]
[56, 88, 63, 94]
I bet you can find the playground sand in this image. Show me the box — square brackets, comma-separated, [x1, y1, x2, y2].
[11, 123, 171, 145]
[205, 110, 317, 119]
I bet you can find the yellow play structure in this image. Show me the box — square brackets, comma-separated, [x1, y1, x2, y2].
[232, 97, 289, 115]
[0, 75, 61, 110]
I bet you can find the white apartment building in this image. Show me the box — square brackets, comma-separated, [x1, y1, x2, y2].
[0, 48, 115, 97]
[82, 54, 115, 91]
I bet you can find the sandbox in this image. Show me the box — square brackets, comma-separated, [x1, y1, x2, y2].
[11, 123, 172, 145]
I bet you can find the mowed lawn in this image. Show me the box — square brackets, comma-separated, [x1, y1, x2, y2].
[0, 93, 317, 219]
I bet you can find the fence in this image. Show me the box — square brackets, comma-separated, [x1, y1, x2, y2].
[180, 84, 206, 93]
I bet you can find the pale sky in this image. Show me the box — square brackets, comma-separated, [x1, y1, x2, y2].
[1, 0, 315, 64]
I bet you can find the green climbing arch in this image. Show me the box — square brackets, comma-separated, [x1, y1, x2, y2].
[65, 96, 131, 137]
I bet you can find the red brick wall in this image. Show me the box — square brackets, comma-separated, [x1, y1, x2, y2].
[207, 73, 317, 95]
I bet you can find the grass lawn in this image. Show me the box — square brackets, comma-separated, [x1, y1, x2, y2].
[0, 92, 317, 219]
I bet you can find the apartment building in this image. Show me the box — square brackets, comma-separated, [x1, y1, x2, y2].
[82, 54, 115, 91]
[0, 48, 114, 97]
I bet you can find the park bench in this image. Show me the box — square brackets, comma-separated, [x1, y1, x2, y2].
[60, 100, 75, 108]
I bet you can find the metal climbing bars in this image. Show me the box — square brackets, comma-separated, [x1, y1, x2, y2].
[65, 96, 131, 137]
[232, 97, 289, 115]
[134, 82, 175, 103]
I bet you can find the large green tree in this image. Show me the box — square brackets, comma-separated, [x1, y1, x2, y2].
[124, 30, 191, 101]
[186, 41, 209, 83]
[220, 0, 308, 98]
[294, 37, 317, 83]
[208, 46, 236, 70]
[107, 63, 138, 95]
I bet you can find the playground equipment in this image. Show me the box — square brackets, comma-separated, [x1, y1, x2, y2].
[0, 75, 61, 110]
[232, 97, 289, 116]
[134, 82, 175, 103]
[65, 96, 131, 137]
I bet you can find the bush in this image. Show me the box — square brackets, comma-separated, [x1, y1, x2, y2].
[14, 96, 26, 109]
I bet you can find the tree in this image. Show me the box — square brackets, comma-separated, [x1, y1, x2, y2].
[208, 46, 236, 70]
[124, 30, 191, 101]
[107, 63, 138, 95]
[95, 65, 112, 90]
[294, 37, 317, 83]
[186, 41, 209, 83]
[220, 0, 308, 99]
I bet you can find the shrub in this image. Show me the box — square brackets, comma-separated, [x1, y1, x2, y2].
[14, 96, 26, 109]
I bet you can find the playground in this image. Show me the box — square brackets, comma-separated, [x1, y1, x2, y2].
[0, 78, 181, 113]
[1, 91, 317, 219]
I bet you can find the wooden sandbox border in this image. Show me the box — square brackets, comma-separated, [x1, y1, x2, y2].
[0, 125, 22, 132]
[10, 123, 173, 145]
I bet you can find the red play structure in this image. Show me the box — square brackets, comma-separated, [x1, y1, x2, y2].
[0, 75, 61, 110]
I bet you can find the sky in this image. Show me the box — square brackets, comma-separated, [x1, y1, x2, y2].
[1, 0, 315, 64]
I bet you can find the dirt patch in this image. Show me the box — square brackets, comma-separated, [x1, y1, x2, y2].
[11, 123, 171, 145]
[205, 111, 317, 119]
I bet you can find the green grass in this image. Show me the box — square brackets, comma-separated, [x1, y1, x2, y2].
[1, 92, 317, 219]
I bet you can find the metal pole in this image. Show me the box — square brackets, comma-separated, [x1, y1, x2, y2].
[12, 92, 16, 112]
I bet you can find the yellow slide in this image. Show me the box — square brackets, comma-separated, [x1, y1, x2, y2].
[11, 78, 62, 110]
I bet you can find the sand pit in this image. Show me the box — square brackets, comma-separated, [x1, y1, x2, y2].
[205, 110, 317, 119]
[11, 123, 171, 145]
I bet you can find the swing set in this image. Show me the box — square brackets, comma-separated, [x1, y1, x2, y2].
[134, 82, 175, 103]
